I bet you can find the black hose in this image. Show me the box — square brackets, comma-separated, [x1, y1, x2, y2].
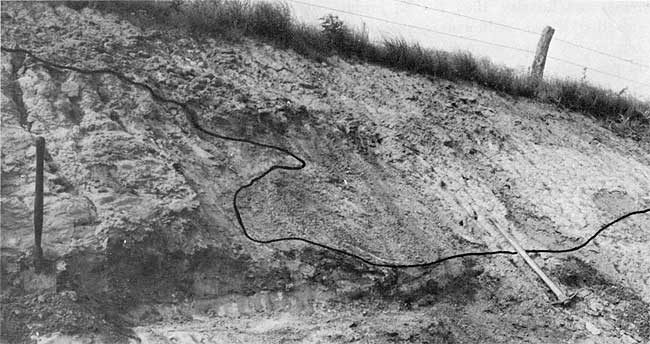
[3, 45, 648, 269]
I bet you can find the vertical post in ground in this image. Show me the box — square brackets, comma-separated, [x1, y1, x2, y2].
[34, 136, 45, 270]
[530, 26, 555, 85]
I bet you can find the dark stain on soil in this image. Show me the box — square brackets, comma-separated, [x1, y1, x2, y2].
[554, 257, 609, 288]
[553, 256, 650, 340]
[370, 259, 494, 308]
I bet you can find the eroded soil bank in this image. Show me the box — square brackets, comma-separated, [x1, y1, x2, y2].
[1, 3, 649, 343]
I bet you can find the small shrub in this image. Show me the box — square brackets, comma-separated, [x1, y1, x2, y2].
[320, 14, 346, 46]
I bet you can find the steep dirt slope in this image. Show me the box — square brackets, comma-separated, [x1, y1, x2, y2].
[1, 3, 649, 343]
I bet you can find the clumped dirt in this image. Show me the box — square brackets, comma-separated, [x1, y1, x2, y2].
[1, 2, 649, 343]
[0, 289, 134, 343]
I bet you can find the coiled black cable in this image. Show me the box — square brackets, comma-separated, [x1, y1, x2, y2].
[3, 45, 648, 269]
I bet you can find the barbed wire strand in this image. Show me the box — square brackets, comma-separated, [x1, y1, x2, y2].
[288, 0, 650, 88]
[286, 0, 537, 55]
[391, 0, 650, 69]
[392, 0, 539, 35]
[554, 38, 650, 69]
[548, 56, 650, 87]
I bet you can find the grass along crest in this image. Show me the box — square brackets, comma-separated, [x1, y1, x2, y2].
[59, 0, 650, 129]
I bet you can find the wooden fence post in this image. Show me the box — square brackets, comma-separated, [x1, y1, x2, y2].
[34, 136, 45, 270]
[530, 26, 555, 84]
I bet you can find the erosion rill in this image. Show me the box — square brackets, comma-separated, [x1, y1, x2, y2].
[33, 136, 44, 271]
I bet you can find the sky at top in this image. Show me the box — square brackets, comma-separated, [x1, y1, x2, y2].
[274, 0, 650, 101]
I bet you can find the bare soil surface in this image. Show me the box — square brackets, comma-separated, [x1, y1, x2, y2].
[1, 3, 649, 343]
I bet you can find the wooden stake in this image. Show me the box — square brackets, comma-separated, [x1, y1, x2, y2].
[531, 26, 555, 84]
[34, 136, 45, 270]
[487, 218, 572, 304]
